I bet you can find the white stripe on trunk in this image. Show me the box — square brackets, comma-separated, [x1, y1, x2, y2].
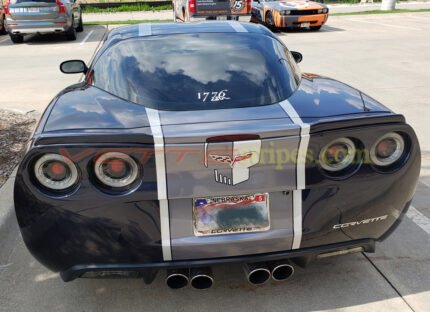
[279, 99, 310, 249]
[228, 21, 248, 33]
[139, 23, 152, 37]
[146, 108, 172, 261]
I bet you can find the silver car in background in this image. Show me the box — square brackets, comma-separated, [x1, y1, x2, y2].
[4, 0, 83, 43]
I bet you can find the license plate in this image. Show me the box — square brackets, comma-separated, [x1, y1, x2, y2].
[301, 22, 310, 28]
[193, 193, 270, 236]
[28, 8, 41, 13]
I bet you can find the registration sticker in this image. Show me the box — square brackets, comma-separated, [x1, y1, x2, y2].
[193, 193, 270, 236]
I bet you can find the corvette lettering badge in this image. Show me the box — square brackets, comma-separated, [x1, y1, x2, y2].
[205, 140, 261, 186]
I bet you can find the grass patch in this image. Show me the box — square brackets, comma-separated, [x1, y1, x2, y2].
[82, 4, 172, 14]
[332, 8, 430, 16]
[84, 19, 172, 25]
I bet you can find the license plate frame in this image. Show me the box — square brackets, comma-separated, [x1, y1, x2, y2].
[193, 193, 270, 236]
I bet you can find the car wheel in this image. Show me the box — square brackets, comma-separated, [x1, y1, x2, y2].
[76, 14, 84, 32]
[9, 33, 24, 44]
[310, 25, 322, 31]
[66, 19, 77, 41]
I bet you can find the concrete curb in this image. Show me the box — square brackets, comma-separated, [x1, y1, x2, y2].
[0, 171, 16, 231]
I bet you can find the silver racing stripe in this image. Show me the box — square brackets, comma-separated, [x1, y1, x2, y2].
[279, 99, 310, 249]
[139, 23, 152, 37]
[146, 108, 172, 261]
[228, 21, 248, 33]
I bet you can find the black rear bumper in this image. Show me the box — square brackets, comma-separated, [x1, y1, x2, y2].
[60, 239, 375, 282]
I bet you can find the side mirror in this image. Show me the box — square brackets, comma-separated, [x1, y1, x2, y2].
[291, 51, 303, 63]
[60, 60, 88, 74]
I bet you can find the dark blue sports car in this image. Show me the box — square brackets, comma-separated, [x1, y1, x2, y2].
[14, 21, 420, 289]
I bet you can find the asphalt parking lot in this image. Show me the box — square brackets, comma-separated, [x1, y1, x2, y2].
[1, 12, 430, 312]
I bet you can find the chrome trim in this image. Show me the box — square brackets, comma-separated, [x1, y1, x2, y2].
[94, 152, 139, 188]
[34, 153, 78, 190]
[319, 137, 356, 172]
[370, 132, 404, 166]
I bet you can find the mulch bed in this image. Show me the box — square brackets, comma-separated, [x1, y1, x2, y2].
[0, 110, 37, 188]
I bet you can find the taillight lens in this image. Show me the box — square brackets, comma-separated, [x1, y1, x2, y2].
[319, 138, 356, 172]
[34, 154, 79, 190]
[246, 0, 252, 13]
[4, 1, 11, 15]
[370, 133, 405, 166]
[189, 0, 196, 13]
[94, 152, 139, 188]
[56, 0, 66, 14]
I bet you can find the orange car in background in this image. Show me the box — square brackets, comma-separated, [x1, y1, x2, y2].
[251, 0, 329, 31]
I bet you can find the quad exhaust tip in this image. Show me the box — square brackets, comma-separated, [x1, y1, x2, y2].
[190, 267, 214, 290]
[244, 261, 295, 285]
[244, 263, 271, 285]
[165, 269, 189, 289]
[270, 262, 294, 282]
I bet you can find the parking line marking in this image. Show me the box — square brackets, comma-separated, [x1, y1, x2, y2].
[347, 19, 420, 31]
[79, 30, 94, 45]
[0, 37, 9, 43]
[407, 206, 430, 235]
[421, 179, 430, 189]
[0, 263, 13, 270]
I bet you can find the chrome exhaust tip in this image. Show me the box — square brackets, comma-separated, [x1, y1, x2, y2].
[190, 267, 214, 290]
[165, 269, 189, 289]
[243, 263, 271, 285]
[270, 262, 294, 282]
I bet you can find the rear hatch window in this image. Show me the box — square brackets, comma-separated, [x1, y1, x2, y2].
[92, 33, 301, 111]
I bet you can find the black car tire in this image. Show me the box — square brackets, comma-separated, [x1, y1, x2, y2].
[0, 15, 7, 35]
[10, 33, 24, 44]
[310, 25, 322, 31]
[76, 15, 84, 32]
[66, 19, 77, 41]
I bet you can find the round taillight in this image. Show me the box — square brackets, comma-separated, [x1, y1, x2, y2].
[94, 152, 139, 188]
[34, 154, 79, 190]
[370, 132, 405, 166]
[319, 138, 356, 172]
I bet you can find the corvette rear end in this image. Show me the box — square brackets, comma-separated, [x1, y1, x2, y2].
[14, 22, 420, 288]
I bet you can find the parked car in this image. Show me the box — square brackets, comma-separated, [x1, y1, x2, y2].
[3, 0, 83, 43]
[251, 0, 329, 30]
[0, 2, 7, 34]
[14, 22, 420, 288]
[174, 0, 252, 22]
